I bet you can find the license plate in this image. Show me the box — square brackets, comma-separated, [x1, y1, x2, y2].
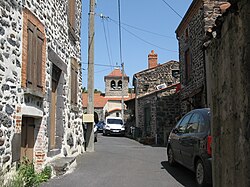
[113, 130, 119, 133]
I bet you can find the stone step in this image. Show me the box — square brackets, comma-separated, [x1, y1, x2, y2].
[50, 157, 76, 177]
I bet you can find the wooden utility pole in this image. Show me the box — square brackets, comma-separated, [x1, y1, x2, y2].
[86, 0, 95, 152]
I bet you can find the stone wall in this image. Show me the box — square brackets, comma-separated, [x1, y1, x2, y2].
[0, 0, 83, 174]
[137, 86, 180, 145]
[206, 1, 250, 186]
[156, 90, 180, 145]
[0, 0, 24, 173]
[135, 61, 179, 97]
[105, 77, 129, 97]
[177, 0, 228, 114]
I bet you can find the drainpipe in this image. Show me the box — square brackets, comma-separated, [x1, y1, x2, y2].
[134, 76, 139, 128]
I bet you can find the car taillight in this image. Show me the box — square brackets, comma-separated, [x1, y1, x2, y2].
[207, 135, 212, 156]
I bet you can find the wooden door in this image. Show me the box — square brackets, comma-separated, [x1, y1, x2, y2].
[50, 79, 57, 149]
[21, 117, 35, 162]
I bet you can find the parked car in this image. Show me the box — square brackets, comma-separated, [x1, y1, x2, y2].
[96, 121, 105, 132]
[103, 116, 125, 136]
[167, 108, 212, 187]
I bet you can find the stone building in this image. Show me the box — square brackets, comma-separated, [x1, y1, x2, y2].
[0, 0, 83, 176]
[205, 1, 250, 186]
[176, 0, 228, 114]
[133, 50, 180, 145]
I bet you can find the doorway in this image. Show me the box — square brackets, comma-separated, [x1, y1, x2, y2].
[50, 64, 61, 150]
[21, 117, 35, 162]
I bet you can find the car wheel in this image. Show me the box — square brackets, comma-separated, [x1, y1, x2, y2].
[196, 159, 208, 187]
[167, 147, 176, 166]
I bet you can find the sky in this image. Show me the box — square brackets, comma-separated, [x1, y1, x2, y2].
[81, 0, 193, 92]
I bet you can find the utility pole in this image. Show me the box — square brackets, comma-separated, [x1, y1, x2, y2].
[86, 0, 95, 152]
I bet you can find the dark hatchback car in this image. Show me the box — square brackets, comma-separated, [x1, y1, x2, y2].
[167, 108, 212, 187]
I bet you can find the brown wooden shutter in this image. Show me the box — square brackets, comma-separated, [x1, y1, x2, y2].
[71, 64, 76, 104]
[74, 67, 78, 105]
[36, 29, 44, 90]
[27, 21, 35, 88]
[71, 58, 78, 105]
[68, 0, 76, 30]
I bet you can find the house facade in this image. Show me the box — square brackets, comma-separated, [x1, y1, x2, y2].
[133, 50, 180, 145]
[0, 0, 83, 175]
[176, 0, 228, 114]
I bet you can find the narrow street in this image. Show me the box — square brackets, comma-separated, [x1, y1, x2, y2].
[42, 135, 198, 187]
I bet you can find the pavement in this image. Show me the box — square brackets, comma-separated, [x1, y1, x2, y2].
[42, 134, 198, 187]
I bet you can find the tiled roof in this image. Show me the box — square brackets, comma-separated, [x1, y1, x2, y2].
[82, 93, 135, 108]
[105, 68, 128, 78]
[82, 93, 108, 108]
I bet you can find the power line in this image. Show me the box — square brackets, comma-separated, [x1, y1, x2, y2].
[109, 17, 175, 39]
[117, 0, 123, 65]
[82, 68, 112, 76]
[161, 0, 182, 18]
[109, 18, 177, 53]
[81, 62, 120, 68]
[101, 17, 113, 71]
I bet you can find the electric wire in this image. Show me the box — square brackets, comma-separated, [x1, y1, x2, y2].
[109, 18, 177, 53]
[161, 0, 182, 18]
[101, 17, 113, 72]
[109, 17, 175, 39]
[81, 62, 120, 68]
[117, 0, 123, 65]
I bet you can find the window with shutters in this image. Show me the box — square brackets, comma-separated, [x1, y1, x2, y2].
[68, 0, 77, 41]
[26, 21, 44, 92]
[22, 9, 45, 96]
[71, 58, 79, 106]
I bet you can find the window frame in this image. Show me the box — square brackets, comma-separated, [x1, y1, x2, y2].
[22, 8, 46, 96]
[184, 48, 191, 84]
[70, 58, 79, 106]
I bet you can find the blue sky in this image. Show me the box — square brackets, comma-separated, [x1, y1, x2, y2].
[81, 0, 192, 92]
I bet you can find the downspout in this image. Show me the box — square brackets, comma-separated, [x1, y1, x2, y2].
[134, 75, 139, 128]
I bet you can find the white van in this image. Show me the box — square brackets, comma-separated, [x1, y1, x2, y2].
[103, 117, 125, 136]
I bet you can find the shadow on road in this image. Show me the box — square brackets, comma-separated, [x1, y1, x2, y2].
[161, 161, 199, 187]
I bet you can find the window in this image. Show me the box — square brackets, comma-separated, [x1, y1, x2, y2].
[186, 113, 199, 133]
[68, 0, 76, 30]
[71, 58, 79, 105]
[26, 21, 44, 92]
[118, 80, 122, 89]
[185, 28, 189, 42]
[177, 114, 192, 133]
[143, 84, 149, 91]
[172, 70, 180, 78]
[111, 80, 116, 89]
[185, 49, 191, 83]
[68, 0, 77, 41]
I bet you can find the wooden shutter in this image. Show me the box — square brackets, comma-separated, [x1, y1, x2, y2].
[71, 58, 78, 105]
[27, 21, 35, 88]
[68, 0, 76, 30]
[36, 30, 44, 90]
[27, 21, 44, 91]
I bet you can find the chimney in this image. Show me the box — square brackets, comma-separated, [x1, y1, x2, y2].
[148, 50, 158, 69]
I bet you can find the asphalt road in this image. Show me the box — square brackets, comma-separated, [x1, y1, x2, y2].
[42, 134, 198, 187]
